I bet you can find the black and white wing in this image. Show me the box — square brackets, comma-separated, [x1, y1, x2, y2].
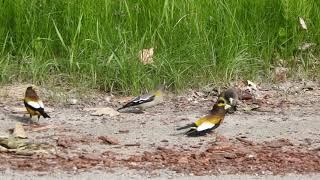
[117, 93, 155, 111]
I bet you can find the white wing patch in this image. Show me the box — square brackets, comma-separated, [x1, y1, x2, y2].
[132, 93, 154, 104]
[26, 101, 43, 109]
[38, 100, 45, 108]
[197, 122, 215, 132]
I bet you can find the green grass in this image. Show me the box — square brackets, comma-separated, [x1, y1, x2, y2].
[0, 0, 319, 94]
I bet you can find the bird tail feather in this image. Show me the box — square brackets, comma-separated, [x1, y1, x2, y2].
[39, 109, 50, 118]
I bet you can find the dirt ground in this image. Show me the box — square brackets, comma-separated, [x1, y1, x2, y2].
[0, 81, 320, 179]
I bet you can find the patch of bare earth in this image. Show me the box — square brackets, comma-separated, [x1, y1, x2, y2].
[0, 81, 320, 177]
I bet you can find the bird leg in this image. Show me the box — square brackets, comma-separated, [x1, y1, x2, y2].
[29, 114, 32, 126]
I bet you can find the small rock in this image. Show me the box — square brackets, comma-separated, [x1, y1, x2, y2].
[104, 96, 112, 103]
[0, 145, 8, 152]
[67, 98, 78, 105]
[246, 153, 257, 159]
[13, 123, 28, 139]
[222, 152, 237, 159]
[81, 153, 101, 161]
[118, 129, 129, 134]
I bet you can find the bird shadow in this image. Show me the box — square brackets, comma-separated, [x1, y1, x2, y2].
[118, 109, 144, 114]
[8, 114, 31, 124]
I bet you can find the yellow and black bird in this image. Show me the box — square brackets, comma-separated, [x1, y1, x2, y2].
[24, 86, 50, 122]
[218, 88, 239, 113]
[177, 97, 230, 137]
[117, 85, 164, 112]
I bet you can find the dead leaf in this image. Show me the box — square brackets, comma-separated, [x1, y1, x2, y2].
[13, 122, 27, 139]
[98, 136, 119, 145]
[241, 91, 253, 100]
[299, 17, 307, 30]
[298, 42, 316, 51]
[275, 67, 288, 82]
[247, 80, 258, 92]
[138, 47, 154, 65]
[84, 107, 120, 117]
[240, 80, 262, 102]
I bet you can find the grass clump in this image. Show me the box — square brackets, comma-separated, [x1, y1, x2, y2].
[0, 0, 319, 94]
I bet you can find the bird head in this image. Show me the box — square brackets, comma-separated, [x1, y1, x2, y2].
[25, 85, 38, 98]
[228, 97, 234, 105]
[154, 84, 165, 96]
[156, 84, 165, 91]
[216, 97, 231, 110]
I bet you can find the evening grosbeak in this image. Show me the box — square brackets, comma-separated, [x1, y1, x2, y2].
[117, 85, 164, 112]
[218, 87, 239, 113]
[24, 86, 50, 121]
[177, 97, 231, 137]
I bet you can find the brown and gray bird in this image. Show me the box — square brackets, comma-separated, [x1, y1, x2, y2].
[24, 86, 50, 122]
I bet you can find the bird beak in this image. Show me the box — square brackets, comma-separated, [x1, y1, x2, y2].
[225, 104, 232, 110]
[229, 98, 234, 105]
